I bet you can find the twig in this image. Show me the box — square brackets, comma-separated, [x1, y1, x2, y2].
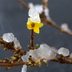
[0, 54, 72, 67]
[0, 37, 26, 56]
[0, 37, 15, 51]
[0, 61, 26, 67]
[42, 0, 48, 7]
[17, 0, 72, 36]
[29, 30, 35, 50]
[40, 13, 72, 36]
[52, 54, 72, 64]
[46, 19, 72, 35]
[17, 0, 29, 10]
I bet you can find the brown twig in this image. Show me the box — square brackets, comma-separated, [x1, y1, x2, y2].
[0, 37, 26, 56]
[0, 54, 72, 67]
[0, 37, 15, 51]
[29, 30, 35, 50]
[40, 12, 72, 36]
[42, 0, 48, 7]
[17, 0, 29, 10]
[46, 19, 72, 35]
[51, 54, 72, 64]
[0, 61, 27, 67]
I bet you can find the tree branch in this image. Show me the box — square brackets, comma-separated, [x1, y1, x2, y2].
[29, 30, 35, 50]
[17, 0, 29, 10]
[0, 37, 26, 56]
[0, 61, 26, 67]
[0, 54, 72, 67]
[40, 13, 72, 36]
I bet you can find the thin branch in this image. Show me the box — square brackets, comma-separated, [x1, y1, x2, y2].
[42, 0, 48, 7]
[40, 13, 72, 36]
[17, 0, 72, 36]
[0, 37, 26, 56]
[0, 61, 26, 67]
[17, 0, 29, 10]
[0, 54, 72, 67]
[29, 30, 35, 50]
[51, 54, 72, 64]
[46, 19, 72, 36]
[0, 37, 15, 51]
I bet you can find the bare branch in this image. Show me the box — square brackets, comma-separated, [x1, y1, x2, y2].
[0, 61, 26, 67]
[17, 0, 72, 36]
[0, 54, 72, 67]
[52, 54, 72, 64]
[40, 13, 72, 36]
[17, 0, 29, 10]
[42, 0, 48, 7]
[28, 30, 35, 50]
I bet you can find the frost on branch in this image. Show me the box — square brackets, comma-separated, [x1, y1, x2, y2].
[28, 3, 51, 20]
[21, 43, 72, 66]
[22, 44, 57, 65]
[21, 65, 27, 72]
[61, 23, 72, 33]
[0, 36, 72, 71]
[57, 47, 70, 56]
[2, 33, 22, 49]
[14, 37, 22, 49]
[2, 33, 15, 43]
[28, 7, 41, 23]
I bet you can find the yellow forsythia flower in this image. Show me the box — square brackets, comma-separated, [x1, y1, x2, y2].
[27, 8, 43, 34]
[27, 18, 43, 34]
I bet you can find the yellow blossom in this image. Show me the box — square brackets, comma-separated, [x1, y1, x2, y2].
[27, 18, 43, 34]
[27, 7, 43, 34]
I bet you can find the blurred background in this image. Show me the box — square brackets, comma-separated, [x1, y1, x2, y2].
[0, 0, 72, 72]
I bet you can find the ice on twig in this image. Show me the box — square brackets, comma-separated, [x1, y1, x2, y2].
[2, 33, 15, 43]
[29, 7, 41, 22]
[2, 33, 22, 49]
[21, 53, 29, 62]
[61, 23, 72, 32]
[29, 3, 43, 14]
[37, 44, 57, 60]
[28, 3, 51, 19]
[14, 37, 22, 49]
[70, 53, 72, 58]
[21, 65, 27, 72]
[44, 8, 50, 20]
[21, 44, 57, 63]
[57, 47, 69, 56]
[21, 49, 39, 62]
[32, 5, 43, 14]
[28, 3, 34, 9]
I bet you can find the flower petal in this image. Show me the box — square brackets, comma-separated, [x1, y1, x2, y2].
[34, 27, 40, 34]
[36, 23, 43, 28]
[27, 18, 33, 29]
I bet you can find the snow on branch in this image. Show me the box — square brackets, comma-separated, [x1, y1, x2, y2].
[0, 34, 72, 71]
